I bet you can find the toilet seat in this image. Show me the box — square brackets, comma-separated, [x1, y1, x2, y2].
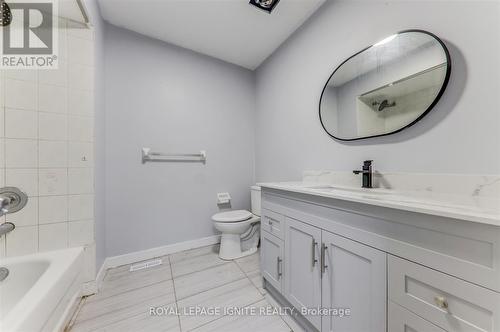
[212, 210, 253, 223]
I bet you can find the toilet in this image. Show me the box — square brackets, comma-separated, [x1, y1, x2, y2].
[212, 186, 261, 260]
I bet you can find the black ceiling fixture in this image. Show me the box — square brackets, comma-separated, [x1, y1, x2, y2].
[249, 0, 280, 14]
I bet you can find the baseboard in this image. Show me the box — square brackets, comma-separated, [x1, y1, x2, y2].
[104, 235, 221, 269]
[94, 258, 109, 292]
[81, 258, 108, 296]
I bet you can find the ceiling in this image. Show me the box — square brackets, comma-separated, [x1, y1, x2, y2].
[97, 0, 326, 70]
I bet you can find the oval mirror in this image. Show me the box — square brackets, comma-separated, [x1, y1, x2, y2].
[319, 30, 451, 141]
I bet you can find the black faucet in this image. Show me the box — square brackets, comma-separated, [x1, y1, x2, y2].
[353, 160, 373, 188]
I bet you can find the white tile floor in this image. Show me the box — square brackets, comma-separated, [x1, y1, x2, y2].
[68, 245, 293, 332]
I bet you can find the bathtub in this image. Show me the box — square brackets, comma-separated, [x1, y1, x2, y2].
[0, 247, 84, 332]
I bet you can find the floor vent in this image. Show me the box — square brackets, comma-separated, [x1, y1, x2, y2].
[129, 259, 162, 272]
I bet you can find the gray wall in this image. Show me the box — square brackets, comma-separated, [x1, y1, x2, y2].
[255, 0, 500, 181]
[104, 25, 255, 256]
[84, 0, 106, 269]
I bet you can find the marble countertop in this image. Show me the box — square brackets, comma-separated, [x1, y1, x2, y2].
[258, 182, 500, 226]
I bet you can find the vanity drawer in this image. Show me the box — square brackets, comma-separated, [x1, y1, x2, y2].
[389, 302, 446, 332]
[388, 255, 500, 332]
[261, 209, 284, 239]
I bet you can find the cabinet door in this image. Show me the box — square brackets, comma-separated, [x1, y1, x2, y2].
[321, 231, 386, 332]
[284, 217, 322, 330]
[389, 255, 500, 332]
[261, 231, 284, 292]
[388, 302, 446, 332]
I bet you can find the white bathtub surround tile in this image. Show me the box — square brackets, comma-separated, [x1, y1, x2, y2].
[5, 79, 37, 110]
[68, 116, 93, 142]
[0, 235, 5, 258]
[0, 108, 5, 137]
[68, 90, 93, 116]
[0, 79, 3, 109]
[68, 168, 94, 194]
[68, 142, 93, 167]
[178, 278, 263, 331]
[2, 22, 96, 310]
[39, 140, 68, 168]
[68, 36, 94, 66]
[5, 196, 38, 226]
[38, 84, 68, 114]
[5, 225, 38, 257]
[82, 244, 96, 282]
[68, 194, 94, 221]
[56, 22, 68, 61]
[68, 220, 94, 247]
[5, 168, 38, 196]
[5, 139, 38, 168]
[68, 64, 94, 92]
[0, 139, 5, 166]
[38, 112, 68, 140]
[39, 222, 68, 252]
[39, 195, 68, 224]
[67, 23, 95, 40]
[4, 69, 37, 82]
[174, 262, 246, 300]
[39, 168, 68, 196]
[5, 108, 37, 139]
[38, 60, 68, 87]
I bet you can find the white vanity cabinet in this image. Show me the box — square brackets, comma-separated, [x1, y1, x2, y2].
[259, 186, 500, 332]
[321, 231, 386, 332]
[283, 218, 322, 330]
[266, 214, 387, 332]
[260, 230, 284, 292]
[388, 302, 447, 332]
[389, 255, 500, 332]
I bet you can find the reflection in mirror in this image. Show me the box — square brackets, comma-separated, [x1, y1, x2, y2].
[319, 30, 451, 141]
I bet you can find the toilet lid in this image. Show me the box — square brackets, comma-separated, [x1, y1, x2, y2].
[212, 210, 253, 223]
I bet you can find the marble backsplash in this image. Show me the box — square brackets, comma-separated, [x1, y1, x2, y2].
[303, 171, 500, 199]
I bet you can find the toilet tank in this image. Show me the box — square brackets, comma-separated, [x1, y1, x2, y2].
[250, 186, 261, 216]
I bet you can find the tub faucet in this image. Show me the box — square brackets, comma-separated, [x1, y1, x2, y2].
[0, 187, 28, 218]
[0, 222, 15, 236]
[0, 187, 27, 237]
[353, 160, 373, 188]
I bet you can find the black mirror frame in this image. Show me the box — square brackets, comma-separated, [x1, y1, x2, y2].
[318, 29, 452, 142]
